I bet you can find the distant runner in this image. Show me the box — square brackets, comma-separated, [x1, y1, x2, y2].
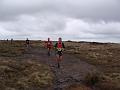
[26, 38, 30, 48]
[11, 38, 13, 44]
[54, 37, 65, 68]
[7, 39, 8, 42]
[45, 38, 53, 56]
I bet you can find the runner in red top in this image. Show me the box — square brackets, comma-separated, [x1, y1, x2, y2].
[54, 37, 65, 68]
[45, 38, 53, 56]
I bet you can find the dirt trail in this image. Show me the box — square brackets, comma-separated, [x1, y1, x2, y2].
[20, 47, 98, 90]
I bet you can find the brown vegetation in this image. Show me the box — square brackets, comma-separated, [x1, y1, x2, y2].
[0, 60, 54, 90]
[0, 40, 120, 90]
[0, 41, 25, 57]
[65, 41, 120, 89]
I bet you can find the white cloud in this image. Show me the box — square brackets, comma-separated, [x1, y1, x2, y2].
[0, 0, 120, 42]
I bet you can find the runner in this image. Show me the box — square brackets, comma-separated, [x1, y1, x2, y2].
[45, 38, 53, 56]
[26, 38, 30, 48]
[11, 38, 13, 44]
[54, 37, 65, 68]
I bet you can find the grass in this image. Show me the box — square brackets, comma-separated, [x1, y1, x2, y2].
[84, 72, 100, 86]
[0, 41, 25, 57]
[64, 41, 120, 89]
[0, 40, 54, 90]
[30, 40, 44, 48]
[65, 41, 120, 65]
[0, 60, 54, 90]
[65, 84, 92, 90]
[0, 40, 120, 89]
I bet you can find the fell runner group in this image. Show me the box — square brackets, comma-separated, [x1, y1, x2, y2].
[45, 37, 65, 68]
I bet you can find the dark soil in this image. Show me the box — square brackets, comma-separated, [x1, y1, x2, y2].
[19, 46, 99, 90]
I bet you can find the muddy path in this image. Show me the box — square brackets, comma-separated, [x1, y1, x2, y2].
[18, 46, 99, 90]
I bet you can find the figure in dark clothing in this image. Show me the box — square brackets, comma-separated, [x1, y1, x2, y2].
[26, 38, 30, 48]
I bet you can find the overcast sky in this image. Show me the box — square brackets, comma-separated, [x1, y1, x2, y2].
[0, 0, 120, 42]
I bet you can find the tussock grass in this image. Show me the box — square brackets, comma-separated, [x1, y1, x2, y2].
[64, 41, 120, 89]
[0, 41, 25, 57]
[65, 84, 92, 90]
[0, 60, 54, 90]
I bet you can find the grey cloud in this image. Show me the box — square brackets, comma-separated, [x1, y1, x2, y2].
[0, 0, 120, 21]
[0, 13, 66, 36]
[0, 0, 120, 42]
